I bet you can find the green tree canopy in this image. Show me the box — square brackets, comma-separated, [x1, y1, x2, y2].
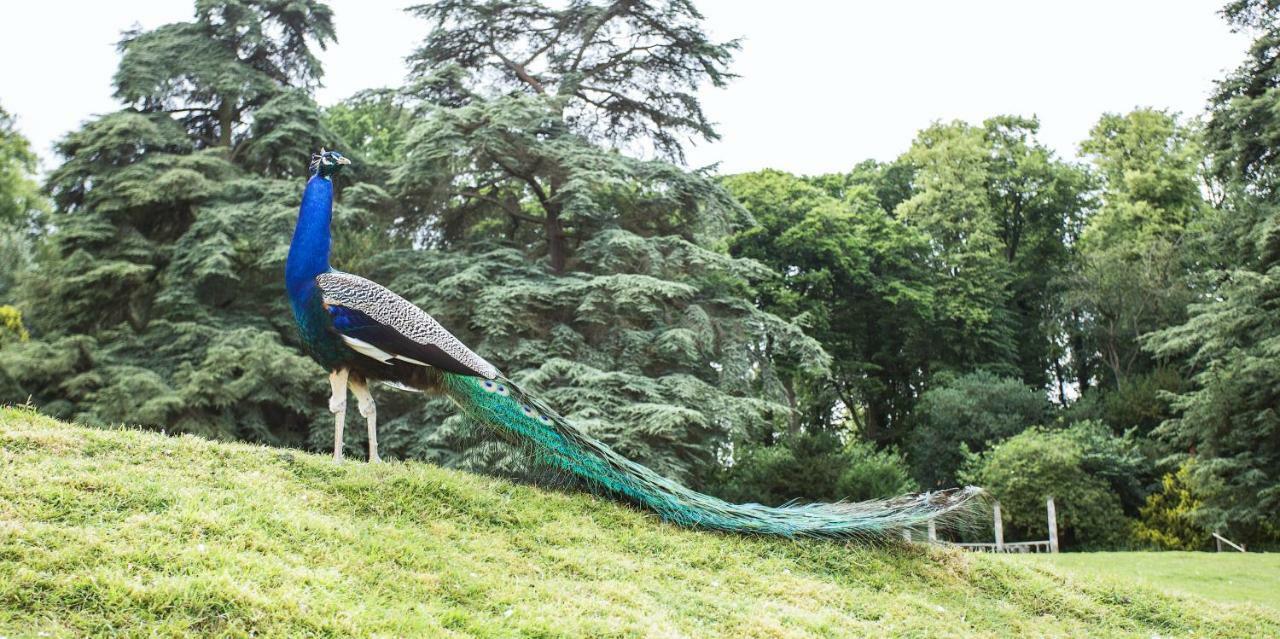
[1139, 0, 1280, 544]
[372, 0, 825, 486]
[0, 104, 47, 301]
[724, 167, 936, 444]
[1069, 109, 1207, 391]
[908, 370, 1049, 489]
[1, 0, 343, 445]
[115, 0, 335, 152]
[961, 422, 1136, 549]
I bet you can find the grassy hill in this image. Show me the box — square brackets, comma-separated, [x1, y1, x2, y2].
[1013, 551, 1280, 610]
[1, 407, 1276, 638]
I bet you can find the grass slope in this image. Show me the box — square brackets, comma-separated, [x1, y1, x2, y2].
[1011, 552, 1280, 610]
[1, 407, 1276, 638]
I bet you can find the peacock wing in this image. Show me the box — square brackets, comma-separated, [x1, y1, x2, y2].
[315, 271, 499, 379]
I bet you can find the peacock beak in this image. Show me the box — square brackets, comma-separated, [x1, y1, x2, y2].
[336, 156, 351, 165]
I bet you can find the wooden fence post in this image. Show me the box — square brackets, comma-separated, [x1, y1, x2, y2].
[1046, 496, 1059, 553]
[993, 501, 1004, 552]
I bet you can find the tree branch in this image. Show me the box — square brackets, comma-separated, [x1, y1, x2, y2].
[488, 155, 552, 207]
[490, 44, 546, 94]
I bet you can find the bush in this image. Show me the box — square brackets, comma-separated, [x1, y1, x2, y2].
[1134, 461, 1210, 550]
[908, 371, 1049, 489]
[711, 432, 917, 506]
[0, 305, 26, 346]
[836, 442, 918, 502]
[960, 422, 1132, 549]
[1104, 370, 1183, 434]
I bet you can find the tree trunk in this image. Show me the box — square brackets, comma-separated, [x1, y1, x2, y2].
[545, 204, 567, 274]
[864, 402, 884, 444]
[217, 99, 235, 150]
[542, 170, 569, 273]
[783, 376, 800, 436]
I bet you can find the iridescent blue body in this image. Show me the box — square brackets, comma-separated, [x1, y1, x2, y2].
[287, 150, 981, 539]
[286, 174, 353, 371]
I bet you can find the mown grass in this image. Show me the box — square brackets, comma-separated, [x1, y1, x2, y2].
[1, 406, 1276, 638]
[1010, 551, 1280, 610]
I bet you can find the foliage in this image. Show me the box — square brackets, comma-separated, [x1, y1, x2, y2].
[0, 305, 27, 346]
[1144, 265, 1280, 543]
[908, 371, 1049, 489]
[1139, 1, 1280, 545]
[723, 118, 1091, 445]
[1078, 110, 1206, 253]
[0, 104, 46, 301]
[114, 0, 335, 151]
[960, 423, 1133, 548]
[0, 104, 44, 229]
[1133, 461, 1210, 550]
[1095, 367, 1183, 436]
[0, 1, 341, 448]
[835, 442, 920, 503]
[709, 432, 916, 506]
[1069, 109, 1207, 391]
[1207, 0, 1280, 195]
[406, 0, 738, 160]
[323, 89, 414, 168]
[386, 0, 824, 485]
[895, 122, 1016, 376]
[724, 168, 937, 442]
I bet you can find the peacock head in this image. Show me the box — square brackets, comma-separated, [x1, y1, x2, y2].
[311, 148, 351, 178]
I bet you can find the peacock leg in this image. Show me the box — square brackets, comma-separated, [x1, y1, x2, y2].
[349, 376, 380, 463]
[329, 368, 349, 461]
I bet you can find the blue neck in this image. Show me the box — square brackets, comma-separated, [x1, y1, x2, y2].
[285, 174, 334, 299]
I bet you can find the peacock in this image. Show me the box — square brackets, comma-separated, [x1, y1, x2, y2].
[286, 150, 980, 539]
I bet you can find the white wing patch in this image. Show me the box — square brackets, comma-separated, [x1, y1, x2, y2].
[340, 335, 394, 363]
[381, 380, 424, 393]
[340, 335, 436, 368]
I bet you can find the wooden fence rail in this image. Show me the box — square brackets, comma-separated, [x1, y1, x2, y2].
[1213, 532, 1246, 552]
[923, 496, 1059, 554]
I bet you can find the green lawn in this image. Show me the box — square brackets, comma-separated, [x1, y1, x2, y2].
[2, 406, 1277, 638]
[1010, 551, 1280, 610]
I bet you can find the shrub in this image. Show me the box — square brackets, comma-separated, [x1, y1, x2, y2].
[1099, 368, 1183, 436]
[908, 371, 1049, 489]
[0, 305, 27, 345]
[1134, 461, 1210, 550]
[960, 423, 1131, 548]
[835, 442, 918, 502]
[711, 433, 917, 506]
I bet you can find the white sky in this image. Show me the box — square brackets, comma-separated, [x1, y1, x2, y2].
[0, 1, 1251, 175]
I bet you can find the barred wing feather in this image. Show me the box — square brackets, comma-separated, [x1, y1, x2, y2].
[315, 271, 499, 379]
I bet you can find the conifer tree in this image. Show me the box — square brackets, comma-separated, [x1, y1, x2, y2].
[1143, 0, 1280, 542]
[386, 0, 825, 484]
[0, 0, 346, 445]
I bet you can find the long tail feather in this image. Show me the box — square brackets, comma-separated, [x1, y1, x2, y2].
[440, 372, 982, 540]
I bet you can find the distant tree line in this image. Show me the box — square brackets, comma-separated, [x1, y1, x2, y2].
[0, 0, 1275, 548]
